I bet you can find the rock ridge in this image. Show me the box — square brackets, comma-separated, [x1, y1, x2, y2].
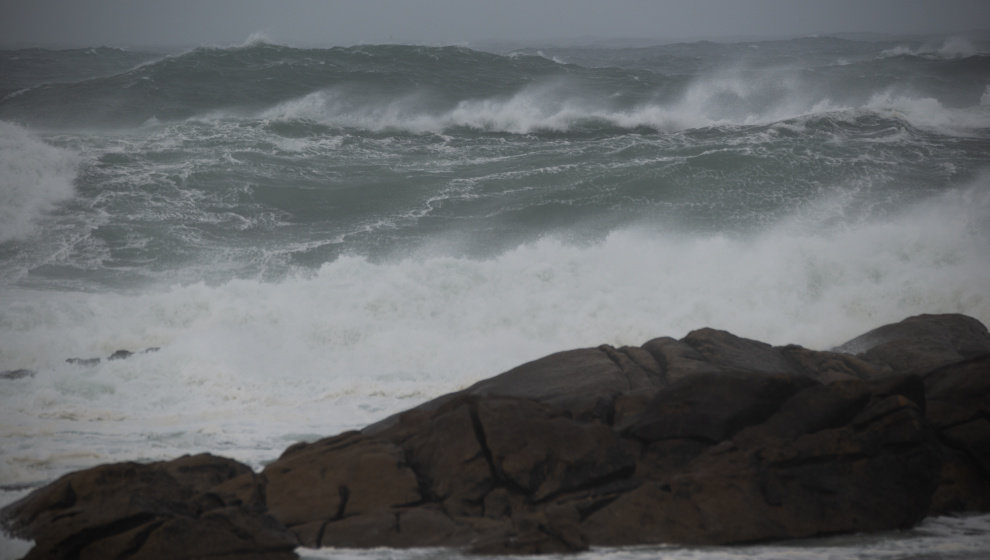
[3, 313, 989, 558]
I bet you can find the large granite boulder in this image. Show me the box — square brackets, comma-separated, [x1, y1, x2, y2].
[3, 313, 989, 558]
[0, 454, 297, 560]
[833, 313, 990, 375]
[834, 314, 990, 513]
[587, 375, 939, 544]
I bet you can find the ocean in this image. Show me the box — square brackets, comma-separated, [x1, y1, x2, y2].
[1, 34, 989, 558]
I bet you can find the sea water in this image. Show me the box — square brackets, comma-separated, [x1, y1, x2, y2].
[1, 34, 989, 558]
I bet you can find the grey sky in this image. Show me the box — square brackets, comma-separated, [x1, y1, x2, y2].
[2, 0, 988, 49]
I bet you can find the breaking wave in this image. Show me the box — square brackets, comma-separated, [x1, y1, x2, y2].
[0, 122, 78, 242]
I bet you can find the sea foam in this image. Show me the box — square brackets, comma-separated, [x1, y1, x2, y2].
[254, 64, 988, 136]
[0, 122, 79, 243]
[2, 178, 988, 486]
[881, 35, 985, 60]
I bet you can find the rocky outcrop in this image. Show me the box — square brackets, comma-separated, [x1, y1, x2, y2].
[1, 348, 163, 380]
[3, 313, 989, 558]
[0, 369, 34, 380]
[0, 454, 297, 560]
[66, 347, 161, 366]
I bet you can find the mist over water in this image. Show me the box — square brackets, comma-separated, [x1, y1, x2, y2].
[1, 34, 990, 558]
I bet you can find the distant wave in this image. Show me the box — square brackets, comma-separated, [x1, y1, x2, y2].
[3, 40, 987, 132]
[0, 43, 567, 127]
[255, 72, 990, 136]
[880, 35, 988, 59]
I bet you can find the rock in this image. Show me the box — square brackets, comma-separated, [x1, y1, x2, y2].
[679, 328, 801, 375]
[476, 397, 635, 502]
[586, 378, 941, 545]
[108, 349, 134, 360]
[923, 356, 990, 513]
[311, 506, 486, 549]
[4, 313, 990, 557]
[931, 446, 990, 514]
[75, 506, 295, 560]
[67, 347, 160, 366]
[0, 454, 296, 560]
[641, 336, 723, 383]
[262, 430, 422, 545]
[624, 372, 815, 443]
[160, 452, 256, 494]
[834, 313, 990, 376]
[392, 397, 493, 516]
[363, 345, 663, 436]
[779, 345, 890, 382]
[468, 504, 588, 554]
[464, 346, 655, 421]
[0, 368, 35, 379]
[925, 356, 990, 429]
[272, 393, 635, 550]
[66, 357, 101, 366]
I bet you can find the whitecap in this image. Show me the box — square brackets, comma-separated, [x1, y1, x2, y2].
[0, 122, 79, 243]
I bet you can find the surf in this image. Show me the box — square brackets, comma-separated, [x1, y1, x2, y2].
[0, 122, 79, 243]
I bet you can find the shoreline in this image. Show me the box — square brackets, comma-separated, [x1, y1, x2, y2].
[4, 313, 989, 558]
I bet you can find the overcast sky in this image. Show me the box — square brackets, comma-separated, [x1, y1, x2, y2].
[2, 0, 988, 49]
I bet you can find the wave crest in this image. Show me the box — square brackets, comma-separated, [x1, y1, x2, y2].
[881, 35, 986, 59]
[0, 122, 79, 243]
[256, 66, 988, 136]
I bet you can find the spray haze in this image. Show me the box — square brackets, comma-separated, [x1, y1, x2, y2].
[1, 0, 989, 48]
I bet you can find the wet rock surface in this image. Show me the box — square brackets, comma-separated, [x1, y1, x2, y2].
[1, 348, 161, 382]
[3, 313, 989, 558]
[0, 454, 297, 560]
[0, 369, 35, 380]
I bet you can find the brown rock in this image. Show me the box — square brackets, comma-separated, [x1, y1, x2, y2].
[361, 346, 644, 435]
[1, 454, 296, 560]
[625, 372, 815, 444]
[398, 398, 494, 516]
[641, 336, 723, 384]
[680, 328, 800, 375]
[834, 313, 990, 376]
[922, 356, 990, 513]
[587, 381, 941, 544]
[477, 397, 635, 501]
[314, 506, 470, 549]
[930, 446, 990, 514]
[468, 504, 587, 554]
[465, 347, 632, 420]
[160, 453, 255, 495]
[0, 368, 35, 380]
[925, 356, 990, 428]
[263, 431, 421, 537]
[210, 471, 268, 511]
[779, 345, 890, 381]
[77, 506, 297, 560]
